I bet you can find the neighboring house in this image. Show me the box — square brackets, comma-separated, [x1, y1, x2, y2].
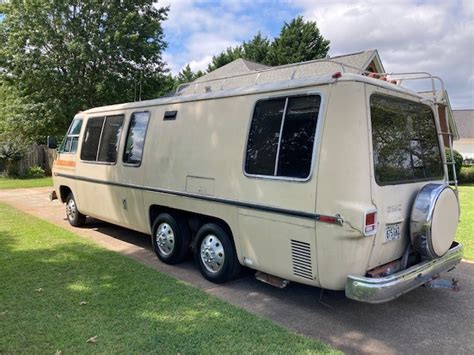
[177, 50, 457, 140]
[453, 109, 474, 162]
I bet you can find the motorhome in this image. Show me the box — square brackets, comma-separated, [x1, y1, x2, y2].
[50, 58, 463, 303]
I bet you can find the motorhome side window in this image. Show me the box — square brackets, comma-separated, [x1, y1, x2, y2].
[80, 115, 124, 163]
[245, 95, 321, 179]
[123, 111, 151, 165]
[370, 95, 444, 185]
[61, 118, 82, 153]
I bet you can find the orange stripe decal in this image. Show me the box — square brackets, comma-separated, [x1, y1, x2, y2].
[54, 159, 76, 168]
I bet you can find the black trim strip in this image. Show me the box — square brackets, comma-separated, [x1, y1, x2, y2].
[55, 173, 320, 220]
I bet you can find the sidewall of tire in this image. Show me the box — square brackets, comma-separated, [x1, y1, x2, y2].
[66, 193, 86, 227]
[152, 213, 191, 264]
[195, 223, 240, 283]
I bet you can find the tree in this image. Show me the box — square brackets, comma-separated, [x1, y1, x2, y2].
[0, 1, 171, 142]
[175, 64, 205, 87]
[242, 32, 271, 64]
[267, 16, 330, 66]
[207, 46, 244, 72]
[206, 17, 330, 72]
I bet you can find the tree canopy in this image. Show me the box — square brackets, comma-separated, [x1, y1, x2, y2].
[205, 17, 330, 73]
[0, 0, 172, 142]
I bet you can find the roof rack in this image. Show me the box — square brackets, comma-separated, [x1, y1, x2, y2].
[175, 58, 447, 105]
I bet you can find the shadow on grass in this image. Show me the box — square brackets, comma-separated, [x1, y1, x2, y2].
[0, 228, 332, 354]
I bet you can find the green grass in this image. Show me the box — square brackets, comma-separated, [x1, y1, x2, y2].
[0, 176, 52, 189]
[0, 202, 336, 354]
[457, 185, 474, 260]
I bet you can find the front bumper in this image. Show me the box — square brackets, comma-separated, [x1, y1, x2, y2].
[345, 242, 463, 303]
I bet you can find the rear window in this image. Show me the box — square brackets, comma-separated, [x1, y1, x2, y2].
[370, 95, 444, 185]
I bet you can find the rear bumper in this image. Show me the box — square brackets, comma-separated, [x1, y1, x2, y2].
[345, 242, 463, 303]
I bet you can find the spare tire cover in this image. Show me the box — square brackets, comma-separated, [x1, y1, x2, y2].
[410, 184, 459, 259]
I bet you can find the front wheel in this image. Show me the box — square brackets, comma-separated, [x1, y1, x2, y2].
[195, 223, 241, 284]
[65, 193, 86, 227]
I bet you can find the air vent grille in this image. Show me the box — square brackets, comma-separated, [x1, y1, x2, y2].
[291, 240, 313, 280]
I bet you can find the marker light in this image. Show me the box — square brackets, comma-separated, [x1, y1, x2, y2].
[364, 210, 377, 236]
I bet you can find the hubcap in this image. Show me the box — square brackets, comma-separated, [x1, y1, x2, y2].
[200, 234, 225, 274]
[156, 223, 175, 256]
[66, 199, 76, 221]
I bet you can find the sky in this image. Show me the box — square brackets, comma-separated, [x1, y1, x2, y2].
[160, 0, 474, 109]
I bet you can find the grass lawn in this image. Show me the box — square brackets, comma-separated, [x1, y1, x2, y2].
[457, 185, 474, 260]
[0, 176, 52, 189]
[0, 202, 337, 354]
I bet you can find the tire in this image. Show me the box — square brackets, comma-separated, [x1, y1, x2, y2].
[194, 223, 241, 284]
[152, 213, 191, 264]
[65, 192, 86, 227]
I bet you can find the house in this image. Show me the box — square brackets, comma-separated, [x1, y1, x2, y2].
[177, 50, 458, 144]
[453, 110, 474, 162]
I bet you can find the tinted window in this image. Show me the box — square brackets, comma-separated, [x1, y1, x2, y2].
[245, 99, 286, 175]
[370, 95, 444, 184]
[81, 117, 105, 161]
[277, 96, 320, 178]
[97, 115, 124, 163]
[245, 95, 320, 179]
[61, 118, 82, 153]
[123, 112, 150, 165]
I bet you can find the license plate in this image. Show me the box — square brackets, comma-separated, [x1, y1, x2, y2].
[384, 223, 401, 243]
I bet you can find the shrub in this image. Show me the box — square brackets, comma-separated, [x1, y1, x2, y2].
[459, 166, 474, 184]
[445, 148, 463, 181]
[26, 166, 46, 179]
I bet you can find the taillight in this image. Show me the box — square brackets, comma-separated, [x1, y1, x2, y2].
[364, 210, 377, 236]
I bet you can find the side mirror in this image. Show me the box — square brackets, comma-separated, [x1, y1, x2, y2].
[47, 136, 58, 149]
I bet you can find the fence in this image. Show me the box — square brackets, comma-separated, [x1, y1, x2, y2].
[0, 144, 57, 177]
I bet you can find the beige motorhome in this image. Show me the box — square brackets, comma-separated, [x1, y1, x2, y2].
[50, 60, 463, 303]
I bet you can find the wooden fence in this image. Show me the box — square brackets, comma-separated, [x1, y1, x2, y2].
[0, 144, 57, 177]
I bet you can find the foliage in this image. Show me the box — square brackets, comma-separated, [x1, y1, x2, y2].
[459, 166, 474, 184]
[0, 1, 172, 142]
[207, 17, 330, 72]
[26, 166, 46, 179]
[0, 202, 336, 353]
[174, 64, 205, 88]
[456, 185, 474, 260]
[445, 148, 463, 181]
[266, 16, 330, 66]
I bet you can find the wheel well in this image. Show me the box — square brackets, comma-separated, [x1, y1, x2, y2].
[59, 185, 72, 203]
[148, 205, 235, 246]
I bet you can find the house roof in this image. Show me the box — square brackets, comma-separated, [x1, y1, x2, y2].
[453, 110, 474, 139]
[178, 50, 385, 95]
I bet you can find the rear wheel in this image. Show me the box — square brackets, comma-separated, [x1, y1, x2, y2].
[65, 193, 86, 227]
[195, 223, 240, 283]
[152, 213, 191, 264]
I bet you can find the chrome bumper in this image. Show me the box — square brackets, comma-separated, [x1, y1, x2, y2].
[345, 242, 463, 303]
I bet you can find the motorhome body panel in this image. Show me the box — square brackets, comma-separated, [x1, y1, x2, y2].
[140, 87, 329, 286]
[315, 81, 374, 290]
[365, 84, 445, 270]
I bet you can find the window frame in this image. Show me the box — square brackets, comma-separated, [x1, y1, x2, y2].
[369, 93, 444, 186]
[60, 117, 83, 154]
[122, 111, 151, 168]
[242, 92, 324, 182]
[80, 114, 125, 165]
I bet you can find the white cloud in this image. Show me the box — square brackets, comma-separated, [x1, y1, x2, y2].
[160, 0, 258, 74]
[296, 0, 474, 108]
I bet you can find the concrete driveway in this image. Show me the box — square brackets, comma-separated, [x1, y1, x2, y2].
[1, 187, 473, 354]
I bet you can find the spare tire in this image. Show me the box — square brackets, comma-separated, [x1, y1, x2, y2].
[410, 184, 459, 259]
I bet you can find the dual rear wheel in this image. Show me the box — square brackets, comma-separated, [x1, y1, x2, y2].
[151, 213, 240, 283]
